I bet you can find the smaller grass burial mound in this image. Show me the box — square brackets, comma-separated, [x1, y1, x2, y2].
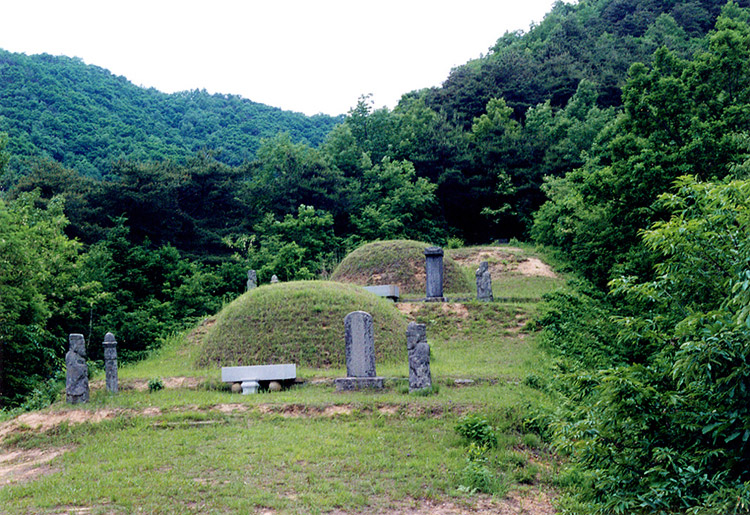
[331, 240, 472, 295]
[197, 281, 407, 368]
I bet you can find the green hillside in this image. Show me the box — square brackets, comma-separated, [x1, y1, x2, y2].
[0, 50, 342, 177]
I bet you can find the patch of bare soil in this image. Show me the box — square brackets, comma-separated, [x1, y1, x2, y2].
[452, 247, 557, 279]
[91, 376, 205, 392]
[395, 302, 470, 321]
[323, 490, 557, 514]
[395, 302, 422, 320]
[184, 317, 216, 350]
[0, 447, 70, 486]
[517, 258, 557, 278]
[0, 409, 120, 442]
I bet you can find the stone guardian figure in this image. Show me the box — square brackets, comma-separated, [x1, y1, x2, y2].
[406, 322, 432, 392]
[476, 261, 493, 302]
[247, 270, 257, 291]
[66, 334, 89, 404]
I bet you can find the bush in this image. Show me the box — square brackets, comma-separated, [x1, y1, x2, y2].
[148, 378, 164, 392]
[456, 413, 498, 449]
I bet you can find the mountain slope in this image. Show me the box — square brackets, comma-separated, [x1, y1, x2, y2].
[0, 50, 343, 177]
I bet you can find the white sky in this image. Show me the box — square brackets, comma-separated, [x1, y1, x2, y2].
[2, 0, 559, 116]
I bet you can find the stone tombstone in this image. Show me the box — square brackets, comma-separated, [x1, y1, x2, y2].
[406, 322, 431, 392]
[335, 311, 384, 391]
[246, 269, 257, 291]
[424, 246, 445, 301]
[476, 261, 493, 302]
[103, 332, 118, 394]
[270, 274, 279, 284]
[344, 311, 376, 377]
[66, 334, 89, 404]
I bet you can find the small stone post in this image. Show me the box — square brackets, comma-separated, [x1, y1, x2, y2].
[476, 261, 493, 302]
[334, 311, 384, 391]
[246, 269, 257, 291]
[66, 334, 89, 404]
[407, 322, 431, 392]
[424, 246, 445, 301]
[270, 274, 279, 284]
[103, 332, 118, 394]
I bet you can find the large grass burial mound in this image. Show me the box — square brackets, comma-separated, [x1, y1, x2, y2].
[330, 240, 472, 295]
[196, 280, 408, 368]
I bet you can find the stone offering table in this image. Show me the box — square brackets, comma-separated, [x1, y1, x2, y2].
[363, 285, 400, 302]
[221, 364, 297, 394]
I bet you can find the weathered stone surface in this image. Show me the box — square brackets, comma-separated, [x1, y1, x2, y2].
[241, 380, 259, 394]
[406, 322, 431, 392]
[344, 311, 376, 378]
[334, 377, 385, 391]
[66, 334, 89, 404]
[221, 364, 296, 383]
[247, 269, 257, 291]
[231, 382, 242, 394]
[270, 274, 279, 284]
[335, 311, 384, 392]
[268, 381, 282, 392]
[476, 261, 493, 302]
[424, 246, 445, 301]
[103, 332, 118, 394]
[363, 284, 400, 301]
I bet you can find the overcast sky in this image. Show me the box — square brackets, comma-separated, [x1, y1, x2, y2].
[2, 0, 560, 116]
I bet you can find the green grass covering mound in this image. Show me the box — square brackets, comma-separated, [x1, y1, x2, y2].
[330, 240, 472, 295]
[196, 281, 408, 368]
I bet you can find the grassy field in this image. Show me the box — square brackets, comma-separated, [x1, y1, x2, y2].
[0, 245, 566, 514]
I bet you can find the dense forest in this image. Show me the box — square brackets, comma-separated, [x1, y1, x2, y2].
[3, 0, 750, 511]
[0, 50, 342, 177]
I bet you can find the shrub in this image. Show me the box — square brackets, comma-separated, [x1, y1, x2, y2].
[456, 413, 498, 449]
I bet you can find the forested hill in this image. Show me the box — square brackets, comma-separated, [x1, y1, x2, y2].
[424, 0, 748, 127]
[0, 49, 343, 177]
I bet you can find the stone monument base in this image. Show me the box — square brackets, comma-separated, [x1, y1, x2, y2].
[424, 296, 446, 303]
[334, 377, 384, 391]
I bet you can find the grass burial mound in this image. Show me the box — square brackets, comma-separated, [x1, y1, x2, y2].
[331, 239, 472, 295]
[197, 280, 408, 368]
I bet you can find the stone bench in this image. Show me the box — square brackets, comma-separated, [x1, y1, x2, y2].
[221, 364, 297, 394]
[363, 284, 400, 302]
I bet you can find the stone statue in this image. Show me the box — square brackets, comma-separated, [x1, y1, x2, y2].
[66, 334, 89, 404]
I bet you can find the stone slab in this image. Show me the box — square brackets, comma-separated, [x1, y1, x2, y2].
[221, 364, 296, 383]
[334, 377, 385, 391]
[363, 285, 400, 301]
[344, 311, 376, 377]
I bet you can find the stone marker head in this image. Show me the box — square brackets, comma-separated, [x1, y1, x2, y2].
[69, 334, 86, 357]
[103, 332, 117, 346]
[406, 322, 427, 350]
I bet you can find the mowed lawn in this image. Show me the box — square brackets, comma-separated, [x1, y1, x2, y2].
[0, 249, 565, 514]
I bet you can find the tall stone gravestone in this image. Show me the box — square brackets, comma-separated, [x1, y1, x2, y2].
[424, 246, 445, 302]
[334, 311, 384, 391]
[103, 332, 118, 394]
[406, 322, 431, 392]
[476, 261, 493, 302]
[66, 334, 89, 404]
[246, 269, 257, 291]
